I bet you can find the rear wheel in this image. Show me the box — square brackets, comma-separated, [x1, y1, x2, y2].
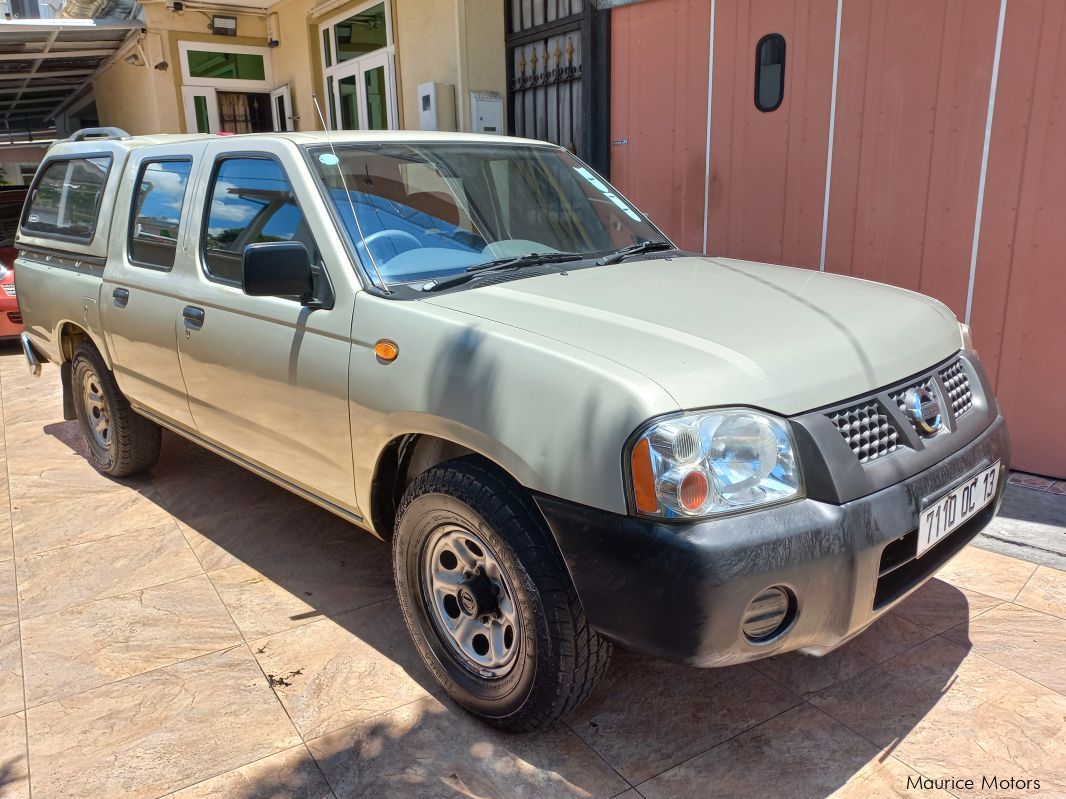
[71, 343, 161, 477]
[393, 458, 611, 732]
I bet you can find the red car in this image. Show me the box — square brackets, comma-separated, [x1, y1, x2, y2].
[0, 186, 27, 340]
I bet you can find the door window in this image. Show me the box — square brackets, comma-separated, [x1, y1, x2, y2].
[202, 157, 319, 285]
[754, 34, 786, 112]
[128, 159, 194, 270]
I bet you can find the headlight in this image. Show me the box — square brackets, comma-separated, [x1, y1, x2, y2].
[628, 409, 803, 519]
[959, 322, 974, 352]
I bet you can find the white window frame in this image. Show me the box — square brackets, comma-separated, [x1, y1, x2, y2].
[178, 41, 274, 92]
[318, 0, 398, 131]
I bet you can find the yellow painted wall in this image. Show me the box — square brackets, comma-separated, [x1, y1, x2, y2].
[393, 0, 506, 132]
[94, 53, 181, 135]
[455, 0, 507, 132]
[394, 0, 459, 129]
[268, 0, 326, 130]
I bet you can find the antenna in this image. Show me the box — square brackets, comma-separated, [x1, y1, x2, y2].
[310, 93, 391, 294]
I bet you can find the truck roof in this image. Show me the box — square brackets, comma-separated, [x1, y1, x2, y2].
[45, 129, 551, 158]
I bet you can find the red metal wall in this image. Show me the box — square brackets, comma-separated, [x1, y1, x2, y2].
[969, 0, 1066, 476]
[823, 0, 998, 317]
[705, 0, 836, 268]
[610, 0, 1066, 477]
[609, 0, 712, 251]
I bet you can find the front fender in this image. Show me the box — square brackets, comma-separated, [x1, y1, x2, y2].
[349, 293, 680, 516]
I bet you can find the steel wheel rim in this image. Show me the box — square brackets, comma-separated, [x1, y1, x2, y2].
[80, 367, 111, 451]
[421, 524, 521, 678]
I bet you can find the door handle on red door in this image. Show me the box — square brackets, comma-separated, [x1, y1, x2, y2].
[182, 306, 205, 331]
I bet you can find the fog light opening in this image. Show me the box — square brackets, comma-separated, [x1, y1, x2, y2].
[742, 586, 796, 643]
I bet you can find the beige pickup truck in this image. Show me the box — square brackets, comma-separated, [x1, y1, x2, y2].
[14, 127, 1008, 731]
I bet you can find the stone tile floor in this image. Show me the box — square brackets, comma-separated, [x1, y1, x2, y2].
[0, 345, 1064, 799]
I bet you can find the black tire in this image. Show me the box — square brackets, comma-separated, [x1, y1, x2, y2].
[71, 342, 161, 477]
[393, 457, 611, 733]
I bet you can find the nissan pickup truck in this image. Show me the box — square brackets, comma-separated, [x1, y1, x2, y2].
[14, 127, 1009, 732]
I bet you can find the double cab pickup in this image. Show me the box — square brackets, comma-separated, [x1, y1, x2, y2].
[14, 127, 1009, 731]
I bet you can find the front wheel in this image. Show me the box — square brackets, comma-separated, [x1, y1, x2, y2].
[393, 458, 611, 733]
[71, 343, 161, 477]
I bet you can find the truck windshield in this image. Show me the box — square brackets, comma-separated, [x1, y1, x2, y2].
[308, 143, 670, 285]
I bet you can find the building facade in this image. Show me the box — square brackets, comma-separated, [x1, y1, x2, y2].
[90, 0, 507, 137]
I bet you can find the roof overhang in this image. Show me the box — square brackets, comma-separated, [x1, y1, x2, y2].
[0, 18, 143, 135]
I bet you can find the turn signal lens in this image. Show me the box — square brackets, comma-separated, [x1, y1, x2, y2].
[678, 470, 710, 511]
[374, 339, 399, 362]
[631, 438, 658, 514]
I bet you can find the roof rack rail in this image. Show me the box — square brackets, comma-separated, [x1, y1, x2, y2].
[67, 127, 132, 142]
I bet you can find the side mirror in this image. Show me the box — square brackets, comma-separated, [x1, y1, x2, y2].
[242, 241, 314, 302]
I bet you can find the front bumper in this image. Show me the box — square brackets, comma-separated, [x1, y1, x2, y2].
[535, 414, 1009, 667]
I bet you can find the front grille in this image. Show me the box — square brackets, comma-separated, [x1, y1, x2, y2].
[1, 284, 14, 298]
[6, 312, 20, 324]
[826, 400, 901, 463]
[938, 359, 973, 418]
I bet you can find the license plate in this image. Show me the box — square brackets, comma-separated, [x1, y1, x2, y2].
[918, 462, 1000, 557]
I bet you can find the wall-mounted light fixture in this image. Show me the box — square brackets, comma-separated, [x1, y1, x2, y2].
[211, 15, 237, 36]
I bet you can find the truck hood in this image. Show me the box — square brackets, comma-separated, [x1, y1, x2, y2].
[424, 256, 963, 415]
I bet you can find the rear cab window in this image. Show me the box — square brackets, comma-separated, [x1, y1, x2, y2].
[128, 159, 194, 270]
[21, 156, 112, 242]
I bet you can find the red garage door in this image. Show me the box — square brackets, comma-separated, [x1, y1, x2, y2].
[610, 0, 1066, 477]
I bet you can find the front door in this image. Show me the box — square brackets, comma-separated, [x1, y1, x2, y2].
[174, 147, 358, 509]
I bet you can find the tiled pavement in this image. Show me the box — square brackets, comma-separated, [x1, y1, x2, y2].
[0, 344, 1064, 799]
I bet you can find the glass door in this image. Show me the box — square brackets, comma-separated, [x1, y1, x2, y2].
[360, 51, 391, 130]
[271, 84, 294, 131]
[182, 86, 220, 133]
[328, 51, 394, 131]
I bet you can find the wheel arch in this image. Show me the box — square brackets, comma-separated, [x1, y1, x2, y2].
[369, 431, 536, 541]
[55, 321, 112, 421]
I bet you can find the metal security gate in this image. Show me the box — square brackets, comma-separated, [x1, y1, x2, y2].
[505, 0, 610, 175]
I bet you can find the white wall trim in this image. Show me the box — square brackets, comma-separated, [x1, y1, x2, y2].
[701, 0, 716, 254]
[965, 0, 1008, 324]
[818, 0, 842, 271]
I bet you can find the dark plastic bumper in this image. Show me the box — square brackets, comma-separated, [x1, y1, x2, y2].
[535, 414, 1010, 667]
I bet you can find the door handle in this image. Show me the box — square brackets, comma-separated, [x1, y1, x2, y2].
[182, 305, 205, 331]
[112, 287, 129, 308]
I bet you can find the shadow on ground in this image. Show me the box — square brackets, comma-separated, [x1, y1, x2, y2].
[975, 483, 1066, 570]
[38, 417, 976, 798]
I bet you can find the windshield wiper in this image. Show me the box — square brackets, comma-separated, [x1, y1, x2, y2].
[596, 240, 674, 265]
[421, 251, 583, 292]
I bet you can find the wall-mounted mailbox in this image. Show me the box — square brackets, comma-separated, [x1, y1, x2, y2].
[470, 91, 503, 134]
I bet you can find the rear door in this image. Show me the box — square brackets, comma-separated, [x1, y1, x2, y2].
[101, 143, 204, 429]
[173, 140, 360, 511]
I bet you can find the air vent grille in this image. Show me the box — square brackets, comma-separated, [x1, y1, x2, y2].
[826, 400, 901, 463]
